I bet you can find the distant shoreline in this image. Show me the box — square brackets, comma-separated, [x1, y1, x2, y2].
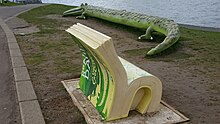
[179, 24, 220, 32]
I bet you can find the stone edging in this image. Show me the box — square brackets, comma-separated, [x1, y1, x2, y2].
[0, 18, 45, 124]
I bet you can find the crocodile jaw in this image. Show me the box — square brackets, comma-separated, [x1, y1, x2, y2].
[63, 7, 83, 16]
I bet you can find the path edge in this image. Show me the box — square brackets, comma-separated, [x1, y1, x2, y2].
[0, 16, 45, 124]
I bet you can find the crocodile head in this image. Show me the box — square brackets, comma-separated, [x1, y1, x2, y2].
[63, 3, 88, 17]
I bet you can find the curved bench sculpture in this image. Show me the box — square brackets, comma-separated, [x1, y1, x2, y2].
[64, 3, 180, 55]
[66, 23, 162, 121]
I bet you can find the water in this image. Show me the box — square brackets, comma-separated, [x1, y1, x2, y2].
[42, 0, 220, 28]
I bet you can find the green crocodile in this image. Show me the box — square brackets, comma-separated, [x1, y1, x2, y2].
[63, 3, 180, 55]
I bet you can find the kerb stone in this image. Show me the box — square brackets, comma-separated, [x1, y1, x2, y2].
[13, 67, 30, 82]
[11, 57, 26, 67]
[10, 49, 22, 57]
[16, 81, 37, 102]
[19, 100, 45, 124]
[8, 42, 20, 49]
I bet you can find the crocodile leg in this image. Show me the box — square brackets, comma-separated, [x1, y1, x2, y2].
[138, 26, 154, 40]
[76, 12, 86, 19]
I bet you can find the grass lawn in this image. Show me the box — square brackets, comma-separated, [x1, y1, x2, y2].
[17, 4, 86, 124]
[18, 4, 77, 73]
[0, 1, 23, 6]
[16, 4, 220, 123]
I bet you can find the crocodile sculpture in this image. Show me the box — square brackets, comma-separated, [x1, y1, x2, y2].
[63, 3, 180, 55]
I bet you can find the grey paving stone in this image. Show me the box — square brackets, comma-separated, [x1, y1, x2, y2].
[7, 34, 17, 43]
[13, 67, 30, 82]
[16, 81, 37, 102]
[1, 9, 45, 123]
[8, 42, 20, 49]
[11, 57, 26, 67]
[10, 49, 22, 57]
[19, 100, 45, 124]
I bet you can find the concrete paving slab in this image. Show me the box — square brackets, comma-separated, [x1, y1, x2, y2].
[16, 81, 37, 102]
[8, 42, 20, 49]
[0, 18, 21, 124]
[62, 79, 190, 124]
[6, 17, 30, 29]
[6, 34, 17, 43]
[13, 67, 30, 82]
[14, 25, 40, 35]
[0, 18, 17, 43]
[0, 4, 46, 124]
[11, 57, 26, 67]
[19, 100, 45, 124]
[10, 49, 22, 57]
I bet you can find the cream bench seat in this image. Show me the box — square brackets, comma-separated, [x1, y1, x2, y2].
[66, 23, 162, 121]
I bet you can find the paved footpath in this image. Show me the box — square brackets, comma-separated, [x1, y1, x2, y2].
[0, 4, 42, 21]
[0, 22, 19, 124]
[0, 4, 44, 124]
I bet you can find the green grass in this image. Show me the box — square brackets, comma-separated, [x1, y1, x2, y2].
[18, 4, 220, 67]
[17, 4, 220, 75]
[179, 27, 220, 66]
[18, 4, 74, 19]
[16, 5, 86, 123]
[16, 4, 220, 123]
[18, 4, 74, 34]
[17, 4, 81, 74]
[26, 53, 48, 65]
[17, 4, 80, 73]
[123, 26, 220, 80]
[124, 27, 220, 65]
[123, 47, 193, 62]
[0, 1, 23, 6]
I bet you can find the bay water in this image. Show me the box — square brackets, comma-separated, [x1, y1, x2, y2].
[42, 0, 220, 28]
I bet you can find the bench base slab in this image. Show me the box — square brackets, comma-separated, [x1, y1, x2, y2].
[62, 78, 189, 124]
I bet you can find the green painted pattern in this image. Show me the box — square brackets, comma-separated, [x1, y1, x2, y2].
[70, 35, 112, 119]
[63, 3, 180, 55]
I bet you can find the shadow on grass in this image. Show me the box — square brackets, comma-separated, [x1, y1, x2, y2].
[123, 34, 193, 62]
